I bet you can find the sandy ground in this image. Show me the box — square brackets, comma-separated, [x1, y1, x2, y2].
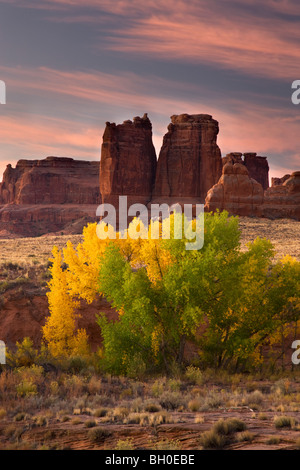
[0, 217, 299, 265]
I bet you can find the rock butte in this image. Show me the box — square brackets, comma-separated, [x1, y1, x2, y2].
[0, 157, 100, 237]
[152, 113, 222, 204]
[100, 113, 157, 208]
[205, 162, 264, 217]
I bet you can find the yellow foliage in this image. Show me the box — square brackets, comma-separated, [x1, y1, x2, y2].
[42, 247, 89, 357]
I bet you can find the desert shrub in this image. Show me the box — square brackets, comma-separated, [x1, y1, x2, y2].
[14, 412, 26, 422]
[199, 430, 227, 450]
[4, 424, 18, 439]
[159, 391, 183, 410]
[49, 381, 59, 396]
[16, 381, 37, 398]
[148, 411, 173, 426]
[237, 431, 255, 442]
[34, 415, 48, 427]
[113, 407, 130, 421]
[88, 427, 111, 443]
[258, 413, 268, 420]
[185, 366, 203, 385]
[0, 277, 29, 294]
[245, 390, 264, 405]
[94, 408, 108, 418]
[16, 365, 44, 384]
[125, 353, 147, 380]
[167, 378, 182, 391]
[266, 437, 281, 445]
[274, 416, 296, 429]
[115, 439, 134, 450]
[85, 419, 97, 428]
[213, 418, 247, 436]
[63, 375, 85, 397]
[272, 379, 291, 396]
[144, 403, 161, 413]
[188, 399, 202, 412]
[7, 338, 41, 368]
[202, 393, 223, 410]
[194, 415, 204, 424]
[124, 413, 143, 425]
[65, 356, 90, 374]
[295, 438, 300, 450]
[200, 418, 247, 449]
[87, 376, 102, 394]
[151, 379, 165, 398]
[154, 439, 181, 450]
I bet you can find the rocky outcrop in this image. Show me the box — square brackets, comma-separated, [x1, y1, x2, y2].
[243, 153, 269, 190]
[0, 156, 100, 205]
[0, 204, 98, 238]
[271, 174, 291, 187]
[0, 279, 117, 352]
[222, 152, 269, 190]
[100, 114, 157, 209]
[0, 157, 101, 238]
[222, 152, 244, 166]
[263, 171, 300, 220]
[152, 114, 222, 204]
[205, 162, 264, 217]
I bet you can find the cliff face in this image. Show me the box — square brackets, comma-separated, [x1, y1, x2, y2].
[205, 166, 300, 221]
[0, 157, 100, 205]
[243, 153, 269, 191]
[0, 157, 100, 238]
[222, 152, 269, 190]
[263, 171, 300, 220]
[152, 114, 222, 203]
[100, 114, 157, 208]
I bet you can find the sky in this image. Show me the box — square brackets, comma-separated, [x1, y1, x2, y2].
[0, 0, 300, 182]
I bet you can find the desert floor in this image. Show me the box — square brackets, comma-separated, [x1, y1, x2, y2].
[0, 216, 299, 450]
[0, 217, 299, 265]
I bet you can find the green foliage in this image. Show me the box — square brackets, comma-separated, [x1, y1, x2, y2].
[6, 338, 41, 368]
[96, 211, 300, 374]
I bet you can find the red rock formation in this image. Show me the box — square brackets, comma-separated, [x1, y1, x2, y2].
[271, 174, 291, 187]
[0, 157, 101, 238]
[0, 156, 100, 205]
[263, 171, 300, 220]
[205, 162, 264, 217]
[0, 204, 98, 238]
[222, 152, 269, 190]
[100, 114, 157, 210]
[243, 153, 269, 190]
[0, 287, 116, 352]
[152, 114, 222, 205]
[222, 152, 243, 166]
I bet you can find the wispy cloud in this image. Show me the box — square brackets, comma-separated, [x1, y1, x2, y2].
[0, 64, 299, 181]
[2, 1, 300, 80]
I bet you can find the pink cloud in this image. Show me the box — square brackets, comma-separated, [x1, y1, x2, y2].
[0, 65, 299, 182]
[5, 0, 299, 80]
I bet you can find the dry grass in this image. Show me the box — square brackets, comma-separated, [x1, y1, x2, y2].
[1, 367, 300, 450]
[238, 217, 300, 261]
[0, 217, 299, 265]
[0, 234, 83, 264]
